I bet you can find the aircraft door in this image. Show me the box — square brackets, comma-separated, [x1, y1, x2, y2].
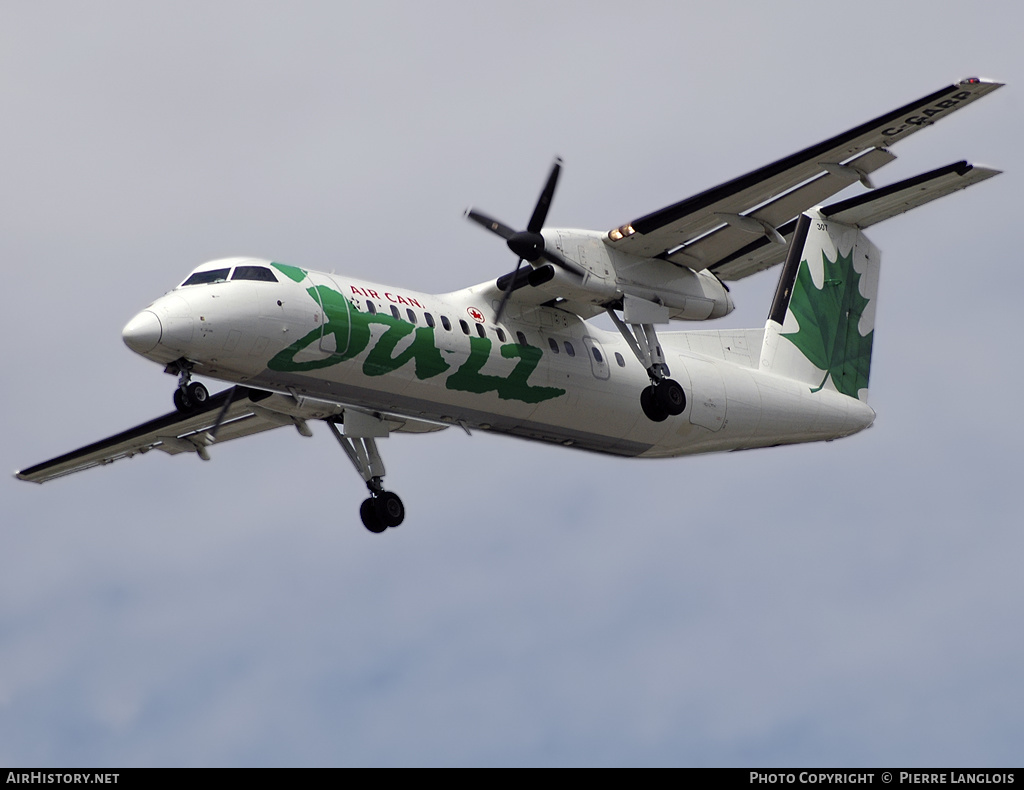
[306, 273, 352, 357]
[680, 355, 727, 432]
[582, 337, 610, 380]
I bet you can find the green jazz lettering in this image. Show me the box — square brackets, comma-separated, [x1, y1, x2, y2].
[267, 280, 565, 404]
[445, 336, 565, 403]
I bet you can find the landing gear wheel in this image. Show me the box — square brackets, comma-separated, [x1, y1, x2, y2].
[374, 491, 405, 528]
[173, 387, 193, 413]
[360, 498, 387, 533]
[655, 379, 686, 416]
[186, 381, 209, 407]
[640, 386, 669, 422]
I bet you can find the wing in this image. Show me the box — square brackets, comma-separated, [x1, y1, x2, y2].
[15, 387, 299, 483]
[16, 386, 451, 484]
[605, 77, 1002, 280]
[709, 160, 1001, 279]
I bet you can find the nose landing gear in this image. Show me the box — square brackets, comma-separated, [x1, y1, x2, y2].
[172, 381, 210, 412]
[167, 359, 209, 413]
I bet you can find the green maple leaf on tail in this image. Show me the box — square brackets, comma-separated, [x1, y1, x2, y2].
[781, 248, 874, 399]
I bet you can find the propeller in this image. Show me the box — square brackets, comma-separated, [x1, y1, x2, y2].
[206, 386, 238, 443]
[466, 157, 566, 323]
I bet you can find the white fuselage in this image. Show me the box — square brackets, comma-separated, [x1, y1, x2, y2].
[122, 258, 874, 459]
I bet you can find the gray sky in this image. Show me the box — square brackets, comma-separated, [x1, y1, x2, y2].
[3, 1, 1022, 767]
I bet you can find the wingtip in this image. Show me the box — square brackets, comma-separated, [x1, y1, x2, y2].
[960, 76, 1005, 89]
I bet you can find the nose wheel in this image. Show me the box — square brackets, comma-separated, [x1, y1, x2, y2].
[172, 381, 210, 413]
[167, 359, 209, 414]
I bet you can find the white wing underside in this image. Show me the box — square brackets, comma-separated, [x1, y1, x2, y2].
[16, 387, 446, 484]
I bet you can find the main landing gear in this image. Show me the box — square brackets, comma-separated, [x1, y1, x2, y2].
[607, 306, 687, 423]
[167, 359, 209, 413]
[640, 379, 686, 422]
[327, 419, 405, 534]
[358, 491, 405, 534]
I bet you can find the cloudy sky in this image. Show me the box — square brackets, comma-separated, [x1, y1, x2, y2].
[3, 1, 1022, 767]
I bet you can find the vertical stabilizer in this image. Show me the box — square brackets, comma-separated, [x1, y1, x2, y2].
[759, 211, 880, 402]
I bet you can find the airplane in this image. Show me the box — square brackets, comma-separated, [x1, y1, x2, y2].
[16, 77, 1003, 534]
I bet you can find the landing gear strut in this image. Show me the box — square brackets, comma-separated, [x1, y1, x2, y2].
[167, 359, 209, 413]
[327, 420, 405, 534]
[607, 307, 687, 422]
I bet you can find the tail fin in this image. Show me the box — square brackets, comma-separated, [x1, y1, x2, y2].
[759, 212, 880, 402]
[757, 160, 998, 401]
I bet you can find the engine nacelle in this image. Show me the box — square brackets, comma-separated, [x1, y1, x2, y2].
[544, 229, 734, 320]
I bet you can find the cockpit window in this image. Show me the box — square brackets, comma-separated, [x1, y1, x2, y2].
[181, 268, 231, 286]
[231, 266, 278, 282]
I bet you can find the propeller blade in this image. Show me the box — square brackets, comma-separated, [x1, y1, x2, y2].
[466, 209, 516, 241]
[207, 386, 237, 442]
[494, 258, 524, 325]
[467, 157, 578, 304]
[527, 157, 562, 234]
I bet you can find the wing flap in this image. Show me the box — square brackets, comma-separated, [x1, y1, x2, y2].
[707, 219, 801, 281]
[607, 78, 1002, 262]
[665, 148, 897, 269]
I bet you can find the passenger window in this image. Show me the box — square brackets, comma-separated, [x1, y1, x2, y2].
[441, 316, 452, 331]
[459, 319, 470, 335]
[548, 338, 559, 354]
[231, 266, 278, 282]
[390, 305, 401, 320]
[425, 313, 435, 328]
[367, 301, 377, 315]
[495, 328, 506, 342]
[475, 323, 486, 338]
[591, 346, 603, 363]
[614, 352, 625, 367]
[406, 308, 418, 324]
[564, 341, 575, 357]
[516, 331, 528, 346]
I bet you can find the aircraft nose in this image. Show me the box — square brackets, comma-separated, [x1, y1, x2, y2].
[122, 310, 162, 354]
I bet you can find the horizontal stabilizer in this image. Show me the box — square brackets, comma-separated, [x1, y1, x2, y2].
[821, 161, 1001, 228]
